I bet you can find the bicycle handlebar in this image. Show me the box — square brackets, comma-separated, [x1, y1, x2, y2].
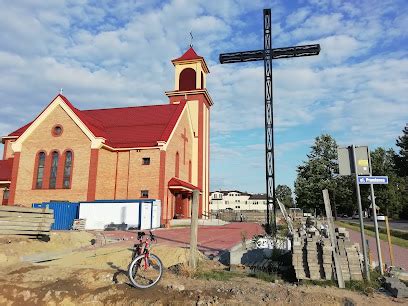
[137, 230, 156, 241]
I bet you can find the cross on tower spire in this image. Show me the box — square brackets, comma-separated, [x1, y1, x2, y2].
[219, 9, 320, 236]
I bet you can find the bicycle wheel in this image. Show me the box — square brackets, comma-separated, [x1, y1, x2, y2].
[128, 253, 163, 289]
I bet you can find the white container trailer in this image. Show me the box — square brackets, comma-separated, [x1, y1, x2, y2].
[78, 200, 162, 230]
[151, 200, 161, 229]
[79, 201, 140, 230]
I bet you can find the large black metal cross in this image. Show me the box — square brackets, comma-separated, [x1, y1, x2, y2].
[219, 9, 320, 236]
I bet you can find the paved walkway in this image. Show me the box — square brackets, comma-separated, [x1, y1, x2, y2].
[348, 229, 408, 270]
[155, 222, 263, 255]
[102, 222, 264, 256]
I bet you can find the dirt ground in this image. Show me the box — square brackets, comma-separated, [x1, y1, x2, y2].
[0, 232, 405, 306]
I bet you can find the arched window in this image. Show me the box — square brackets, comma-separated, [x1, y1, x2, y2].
[35, 152, 46, 189]
[63, 151, 73, 189]
[49, 151, 59, 189]
[179, 68, 196, 91]
[175, 152, 180, 178]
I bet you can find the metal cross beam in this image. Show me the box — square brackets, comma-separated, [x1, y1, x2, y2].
[219, 44, 320, 64]
[219, 9, 320, 236]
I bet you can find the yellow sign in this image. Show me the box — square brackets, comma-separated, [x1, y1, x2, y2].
[358, 160, 368, 167]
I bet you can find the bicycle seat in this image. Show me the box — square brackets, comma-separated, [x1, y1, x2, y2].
[137, 231, 146, 239]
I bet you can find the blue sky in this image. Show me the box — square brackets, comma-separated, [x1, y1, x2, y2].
[0, 0, 407, 194]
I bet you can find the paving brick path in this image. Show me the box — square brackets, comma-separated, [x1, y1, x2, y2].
[154, 222, 263, 255]
[102, 222, 264, 256]
[348, 229, 408, 270]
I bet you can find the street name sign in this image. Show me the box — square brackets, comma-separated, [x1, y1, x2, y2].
[358, 176, 389, 185]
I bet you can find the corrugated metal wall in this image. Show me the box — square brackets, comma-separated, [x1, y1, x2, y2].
[33, 202, 79, 230]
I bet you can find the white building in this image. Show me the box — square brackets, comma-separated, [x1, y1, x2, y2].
[209, 191, 267, 211]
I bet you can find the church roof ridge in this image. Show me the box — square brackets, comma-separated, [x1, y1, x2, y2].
[7, 94, 188, 149]
[81, 102, 175, 112]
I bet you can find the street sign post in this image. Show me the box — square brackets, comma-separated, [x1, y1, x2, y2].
[367, 151, 384, 275]
[351, 145, 370, 281]
[338, 145, 384, 276]
[358, 176, 389, 184]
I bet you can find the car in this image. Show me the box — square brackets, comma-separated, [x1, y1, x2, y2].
[376, 215, 386, 221]
[341, 214, 349, 218]
[352, 213, 359, 219]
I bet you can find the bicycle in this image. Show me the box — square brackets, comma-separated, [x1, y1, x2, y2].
[128, 231, 163, 289]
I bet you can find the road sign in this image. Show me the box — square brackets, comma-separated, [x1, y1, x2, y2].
[358, 176, 389, 184]
[338, 146, 370, 176]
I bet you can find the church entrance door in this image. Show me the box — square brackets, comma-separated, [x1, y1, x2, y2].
[175, 194, 190, 219]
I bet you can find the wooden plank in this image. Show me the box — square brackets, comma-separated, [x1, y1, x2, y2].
[385, 216, 395, 266]
[0, 229, 49, 236]
[0, 217, 54, 223]
[0, 211, 54, 219]
[0, 220, 54, 227]
[0, 230, 50, 235]
[322, 189, 345, 289]
[0, 224, 51, 231]
[0, 206, 53, 214]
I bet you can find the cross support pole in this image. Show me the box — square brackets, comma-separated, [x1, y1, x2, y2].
[219, 8, 320, 236]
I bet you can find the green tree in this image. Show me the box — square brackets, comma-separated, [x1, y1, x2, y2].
[395, 124, 408, 177]
[398, 177, 408, 219]
[294, 134, 338, 215]
[276, 184, 294, 208]
[367, 148, 401, 217]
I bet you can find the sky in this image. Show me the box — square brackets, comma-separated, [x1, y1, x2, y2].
[0, 0, 407, 194]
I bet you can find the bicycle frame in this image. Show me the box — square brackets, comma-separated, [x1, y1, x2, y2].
[132, 233, 153, 270]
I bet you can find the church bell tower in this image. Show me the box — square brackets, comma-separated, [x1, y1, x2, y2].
[165, 47, 212, 218]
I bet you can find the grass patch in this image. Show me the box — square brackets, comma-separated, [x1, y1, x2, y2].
[345, 270, 382, 295]
[302, 270, 381, 295]
[335, 221, 408, 248]
[248, 271, 280, 283]
[194, 270, 243, 281]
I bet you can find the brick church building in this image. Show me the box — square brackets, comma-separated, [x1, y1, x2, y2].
[0, 47, 212, 225]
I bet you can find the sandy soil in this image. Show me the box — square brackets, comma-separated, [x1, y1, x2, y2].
[0, 232, 405, 306]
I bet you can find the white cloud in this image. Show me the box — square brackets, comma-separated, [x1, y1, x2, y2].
[0, 0, 406, 192]
[286, 8, 311, 28]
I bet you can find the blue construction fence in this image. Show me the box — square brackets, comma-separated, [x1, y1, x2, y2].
[33, 199, 161, 230]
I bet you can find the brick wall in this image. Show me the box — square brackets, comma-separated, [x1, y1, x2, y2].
[95, 148, 161, 200]
[0, 188, 4, 204]
[2, 140, 15, 160]
[95, 148, 116, 199]
[13, 105, 91, 205]
[163, 109, 194, 220]
[128, 149, 160, 199]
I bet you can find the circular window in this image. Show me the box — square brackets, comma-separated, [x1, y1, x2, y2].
[52, 125, 63, 137]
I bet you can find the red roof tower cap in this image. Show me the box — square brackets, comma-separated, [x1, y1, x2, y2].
[172, 47, 209, 73]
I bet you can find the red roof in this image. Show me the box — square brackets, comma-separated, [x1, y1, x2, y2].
[168, 177, 200, 191]
[8, 95, 187, 149]
[0, 158, 13, 181]
[172, 47, 209, 73]
[172, 47, 203, 62]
